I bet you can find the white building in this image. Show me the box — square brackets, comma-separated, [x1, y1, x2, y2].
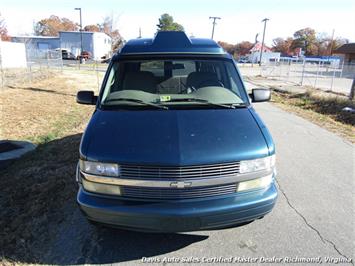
[12, 31, 112, 60]
[0, 41, 27, 68]
[248, 51, 281, 64]
[247, 42, 280, 64]
[59, 31, 112, 60]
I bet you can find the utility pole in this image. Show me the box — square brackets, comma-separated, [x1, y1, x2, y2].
[255, 33, 259, 44]
[209, 16, 221, 39]
[138, 27, 142, 38]
[74, 8, 83, 64]
[350, 77, 355, 100]
[259, 18, 269, 66]
[329, 29, 335, 56]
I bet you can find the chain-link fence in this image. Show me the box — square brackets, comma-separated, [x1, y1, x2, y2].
[239, 58, 355, 96]
[0, 49, 63, 88]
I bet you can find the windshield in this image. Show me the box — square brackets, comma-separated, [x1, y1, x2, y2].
[100, 58, 248, 109]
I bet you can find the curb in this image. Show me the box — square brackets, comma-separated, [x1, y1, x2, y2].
[0, 140, 37, 166]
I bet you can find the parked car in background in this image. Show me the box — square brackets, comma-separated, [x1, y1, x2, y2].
[101, 55, 111, 63]
[238, 57, 251, 63]
[77, 51, 92, 60]
[75, 31, 277, 232]
[60, 49, 76, 60]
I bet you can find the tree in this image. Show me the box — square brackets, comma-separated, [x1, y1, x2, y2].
[292, 27, 317, 56]
[272, 37, 294, 55]
[83, 24, 100, 32]
[235, 41, 254, 56]
[218, 41, 253, 58]
[157, 13, 184, 31]
[329, 37, 349, 54]
[314, 33, 329, 56]
[313, 33, 349, 56]
[34, 15, 78, 36]
[218, 41, 236, 55]
[100, 15, 123, 51]
[0, 16, 11, 41]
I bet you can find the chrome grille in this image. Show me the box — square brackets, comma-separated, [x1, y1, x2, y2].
[121, 183, 237, 200]
[120, 161, 240, 179]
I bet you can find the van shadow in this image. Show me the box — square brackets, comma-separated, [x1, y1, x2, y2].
[65, 225, 209, 264]
[8, 85, 76, 97]
[0, 133, 209, 265]
[46, 206, 209, 264]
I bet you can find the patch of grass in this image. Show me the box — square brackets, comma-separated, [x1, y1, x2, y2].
[0, 133, 82, 263]
[0, 73, 96, 143]
[29, 105, 90, 145]
[0, 72, 98, 262]
[34, 132, 58, 144]
[272, 89, 355, 142]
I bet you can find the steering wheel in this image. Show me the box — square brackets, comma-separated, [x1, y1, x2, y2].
[196, 80, 224, 88]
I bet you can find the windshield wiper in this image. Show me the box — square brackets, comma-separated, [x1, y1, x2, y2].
[163, 98, 245, 109]
[103, 98, 168, 110]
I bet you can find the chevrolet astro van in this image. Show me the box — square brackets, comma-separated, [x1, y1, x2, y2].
[76, 31, 277, 232]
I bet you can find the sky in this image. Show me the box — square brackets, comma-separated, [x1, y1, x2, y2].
[1, 0, 354, 45]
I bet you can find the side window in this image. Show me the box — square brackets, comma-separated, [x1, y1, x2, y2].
[172, 61, 195, 77]
[101, 67, 116, 102]
[229, 76, 238, 92]
[226, 63, 241, 96]
[208, 62, 227, 88]
[214, 65, 222, 80]
[141, 61, 164, 77]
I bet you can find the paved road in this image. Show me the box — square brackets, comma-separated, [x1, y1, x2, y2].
[43, 83, 354, 265]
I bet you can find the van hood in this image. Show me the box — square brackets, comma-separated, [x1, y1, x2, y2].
[80, 108, 270, 166]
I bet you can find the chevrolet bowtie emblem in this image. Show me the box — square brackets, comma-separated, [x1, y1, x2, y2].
[170, 181, 192, 189]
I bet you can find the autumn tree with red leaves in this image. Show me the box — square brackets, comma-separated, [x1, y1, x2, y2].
[34, 15, 78, 36]
[83, 24, 100, 32]
[0, 16, 11, 41]
[218, 41, 254, 58]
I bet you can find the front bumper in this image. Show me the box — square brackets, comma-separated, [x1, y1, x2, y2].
[77, 181, 277, 232]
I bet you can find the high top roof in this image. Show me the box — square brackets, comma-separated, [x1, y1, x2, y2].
[120, 31, 225, 55]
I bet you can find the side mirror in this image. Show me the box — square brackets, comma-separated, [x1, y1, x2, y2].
[76, 91, 97, 105]
[249, 88, 271, 102]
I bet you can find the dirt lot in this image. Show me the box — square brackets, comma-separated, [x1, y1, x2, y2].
[0, 70, 101, 143]
[0, 70, 101, 264]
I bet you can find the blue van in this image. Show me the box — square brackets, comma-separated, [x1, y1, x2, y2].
[76, 31, 277, 232]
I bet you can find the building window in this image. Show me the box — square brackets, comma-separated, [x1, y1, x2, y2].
[38, 42, 49, 50]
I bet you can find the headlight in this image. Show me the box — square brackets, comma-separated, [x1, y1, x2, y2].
[80, 160, 120, 177]
[239, 154, 275, 174]
[82, 179, 121, 195]
[237, 175, 273, 192]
